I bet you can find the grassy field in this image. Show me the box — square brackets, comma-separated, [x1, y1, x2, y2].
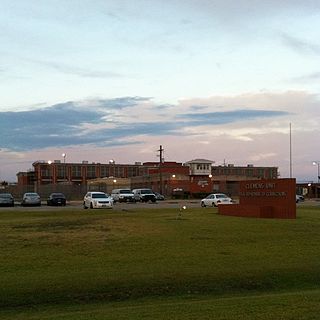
[0, 205, 320, 319]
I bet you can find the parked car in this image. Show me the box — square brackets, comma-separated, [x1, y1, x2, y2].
[132, 189, 156, 202]
[47, 193, 66, 206]
[296, 194, 305, 203]
[0, 193, 14, 207]
[21, 192, 41, 206]
[111, 189, 135, 203]
[200, 193, 233, 207]
[83, 191, 113, 209]
[154, 192, 165, 201]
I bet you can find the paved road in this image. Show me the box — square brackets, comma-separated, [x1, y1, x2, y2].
[1, 199, 319, 212]
[0, 200, 201, 211]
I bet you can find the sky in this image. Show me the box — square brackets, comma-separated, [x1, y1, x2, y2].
[0, 0, 319, 183]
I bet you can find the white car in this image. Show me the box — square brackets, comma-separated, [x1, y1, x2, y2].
[200, 193, 233, 207]
[83, 191, 113, 209]
[296, 194, 304, 203]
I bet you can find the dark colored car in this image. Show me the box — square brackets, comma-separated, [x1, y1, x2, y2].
[0, 193, 14, 207]
[47, 193, 66, 206]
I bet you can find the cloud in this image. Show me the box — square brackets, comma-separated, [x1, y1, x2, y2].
[280, 33, 320, 55]
[28, 59, 123, 79]
[292, 72, 320, 82]
[248, 152, 277, 162]
[0, 96, 294, 152]
[178, 109, 290, 125]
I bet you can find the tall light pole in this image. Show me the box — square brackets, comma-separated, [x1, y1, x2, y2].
[312, 161, 320, 183]
[158, 145, 164, 195]
[47, 160, 53, 183]
[62, 153, 66, 182]
[109, 159, 115, 177]
[289, 123, 292, 178]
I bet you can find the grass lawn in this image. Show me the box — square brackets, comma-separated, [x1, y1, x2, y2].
[0, 205, 320, 319]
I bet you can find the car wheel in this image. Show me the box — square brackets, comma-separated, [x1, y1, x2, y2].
[201, 201, 206, 207]
[212, 202, 217, 207]
[83, 202, 88, 209]
[90, 202, 94, 209]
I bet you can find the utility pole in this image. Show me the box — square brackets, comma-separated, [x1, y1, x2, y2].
[289, 123, 292, 178]
[157, 145, 164, 194]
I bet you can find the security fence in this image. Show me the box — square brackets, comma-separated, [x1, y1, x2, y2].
[1, 184, 88, 201]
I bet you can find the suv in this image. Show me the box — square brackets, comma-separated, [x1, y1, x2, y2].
[132, 188, 156, 202]
[111, 189, 135, 203]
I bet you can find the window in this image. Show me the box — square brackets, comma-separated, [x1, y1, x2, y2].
[87, 166, 96, 178]
[100, 166, 110, 177]
[57, 165, 66, 178]
[41, 167, 52, 177]
[247, 169, 253, 177]
[72, 166, 81, 177]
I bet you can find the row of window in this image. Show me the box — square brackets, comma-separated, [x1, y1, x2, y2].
[38, 164, 277, 180]
[212, 167, 276, 178]
[39, 165, 143, 179]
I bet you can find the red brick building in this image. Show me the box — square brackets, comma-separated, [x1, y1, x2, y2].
[17, 159, 279, 197]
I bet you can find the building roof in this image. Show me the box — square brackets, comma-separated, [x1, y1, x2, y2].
[184, 159, 215, 164]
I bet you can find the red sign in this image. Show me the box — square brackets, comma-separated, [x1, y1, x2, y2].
[219, 178, 296, 219]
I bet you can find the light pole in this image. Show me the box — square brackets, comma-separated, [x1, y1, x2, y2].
[312, 161, 320, 183]
[62, 153, 66, 182]
[47, 160, 53, 183]
[109, 159, 115, 177]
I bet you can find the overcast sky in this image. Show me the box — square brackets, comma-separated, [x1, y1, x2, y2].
[0, 0, 319, 182]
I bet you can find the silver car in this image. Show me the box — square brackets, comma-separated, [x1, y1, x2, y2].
[21, 192, 41, 206]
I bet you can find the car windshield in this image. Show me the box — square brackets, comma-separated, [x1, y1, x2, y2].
[141, 189, 153, 194]
[0, 194, 12, 198]
[120, 190, 132, 194]
[51, 193, 65, 198]
[92, 193, 107, 198]
[25, 193, 38, 197]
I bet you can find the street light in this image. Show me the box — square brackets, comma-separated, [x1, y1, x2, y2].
[109, 159, 115, 177]
[62, 153, 66, 182]
[47, 160, 53, 182]
[312, 161, 320, 183]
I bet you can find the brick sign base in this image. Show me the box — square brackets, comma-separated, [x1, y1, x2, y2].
[218, 178, 296, 219]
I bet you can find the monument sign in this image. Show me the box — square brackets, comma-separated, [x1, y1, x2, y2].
[218, 178, 296, 219]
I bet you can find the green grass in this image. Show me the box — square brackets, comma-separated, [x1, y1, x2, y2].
[0, 206, 320, 319]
